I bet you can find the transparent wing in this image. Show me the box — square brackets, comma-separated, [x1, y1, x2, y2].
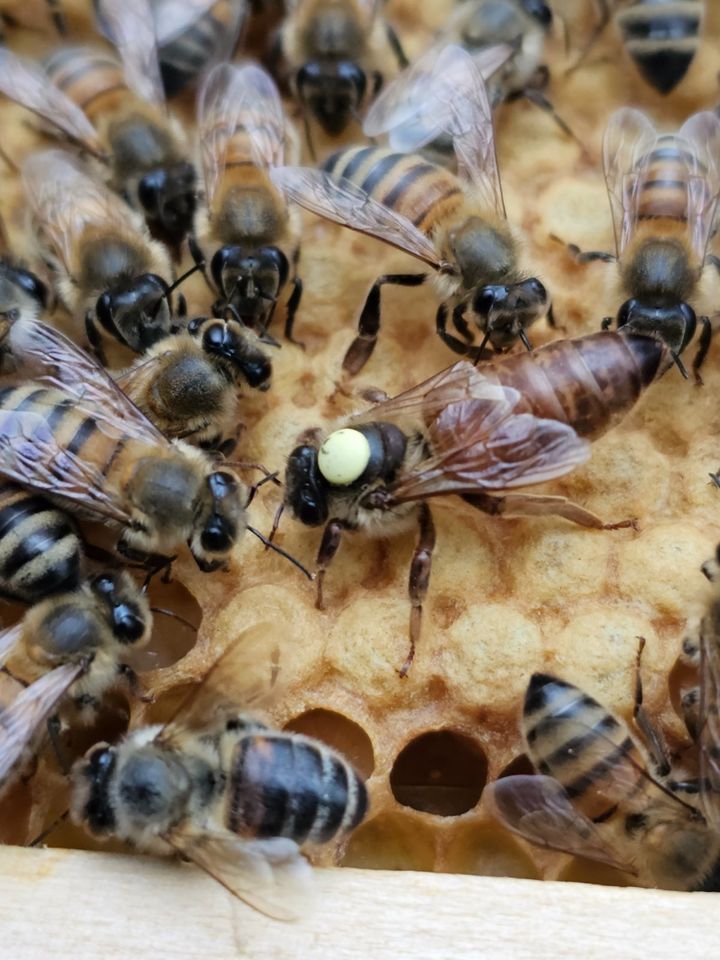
[270, 167, 444, 269]
[22, 149, 139, 276]
[0, 622, 23, 669]
[199, 62, 286, 202]
[95, 0, 166, 106]
[677, 111, 720, 262]
[165, 832, 312, 920]
[602, 108, 658, 256]
[0, 407, 132, 525]
[9, 317, 168, 448]
[699, 611, 720, 830]
[483, 775, 638, 874]
[0, 48, 102, 156]
[0, 663, 83, 793]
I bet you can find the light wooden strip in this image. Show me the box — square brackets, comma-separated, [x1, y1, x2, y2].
[0, 845, 716, 959]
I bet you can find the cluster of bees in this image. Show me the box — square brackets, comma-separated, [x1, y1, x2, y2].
[0, 0, 717, 914]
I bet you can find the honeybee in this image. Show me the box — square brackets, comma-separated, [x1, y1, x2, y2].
[0, 0, 66, 37]
[70, 627, 369, 918]
[147, 0, 249, 98]
[115, 320, 272, 451]
[0, 0, 197, 250]
[0, 318, 247, 573]
[272, 46, 553, 376]
[22, 149, 176, 367]
[281, 331, 667, 675]
[191, 62, 304, 342]
[569, 0, 704, 95]
[561, 108, 720, 382]
[277, 0, 408, 145]
[483, 666, 720, 890]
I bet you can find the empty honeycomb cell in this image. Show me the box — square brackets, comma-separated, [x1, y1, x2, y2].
[284, 709, 375, 780]
[443, 822, 541, 879]
[341, 812, 437, 871]
[61, 692, 131, 768]
[390, 730, 487, 816]
[127, 578, 202, 672]
[497, 755, 535, 779]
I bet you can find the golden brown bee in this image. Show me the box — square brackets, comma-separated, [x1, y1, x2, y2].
[277, 0, 408, 144]
[0, 318, 247, 573]
[70, 629, 369, 917]
[0, 0, 197, 249]
[22, 149, 176, 367]
[484, 664, 720, 890]
[192, 62, 304, 342]
[147, 0, 249, 98]
[273, 47, 553, 376]
[282, 331, 669, 674]
[562, 107, 720, 382]
[570, 0, 704, 95]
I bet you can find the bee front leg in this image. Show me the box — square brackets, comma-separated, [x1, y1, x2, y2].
[315, 519, 348, 610]
[436, 303, 489, 359]
[342, 273, 426, 376]
[284, 275, 304, 348]
[401, 504, 436, 679]
[462, 491, 637, 531]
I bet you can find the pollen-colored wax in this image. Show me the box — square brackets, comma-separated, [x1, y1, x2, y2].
[318, 429, 371, 486]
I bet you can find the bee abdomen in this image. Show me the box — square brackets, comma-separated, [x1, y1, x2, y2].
[0, 484, 81, 602]
[635, 135, 698, 222]
[44, 46, 126, 120]
[158, 6, 227, 97]
[487, 332, 670, 440]
[323, 146, 463, 235]
[617, 1, 702, 95]
[227, 733, 368, 844]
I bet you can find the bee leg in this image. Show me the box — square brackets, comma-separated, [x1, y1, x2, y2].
[385, 22, 409, 69]
[84, 312, 108, 367]
[402, 504, 435, 679]
[681, 686, 701, 742]
[562, 241, 616, 266]
[633, 637, 671, 776]
[118, 663, 153, 704]
[343, 273, 426, 376]
[315, 519, 347, 610]
[187, 235, 211, 290]
[519, 69, 587, 154]
[451, 303, 474, 343]
[601, 316, 614, 330]
[284, 275, 305, 348]
[565, 0, 613, 75]
[45, 0, 67, 36]
[46, 713, 69, 776]
[461, 491, 637, 531]
[437, 303, 489, 359]
[692, 316, 713, 386]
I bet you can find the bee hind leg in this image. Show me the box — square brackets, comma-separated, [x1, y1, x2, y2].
[401, 504, 436, 679]
[462, 491, 637, 531]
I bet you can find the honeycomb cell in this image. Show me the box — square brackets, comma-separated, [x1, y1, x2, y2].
[127, 577, 201, 672]
[284, 708, 375, 779]
[341, 813, 437, 871]
[443, 822, 541, 879]
[390, 730, 487, 816]
[497, 755, 535, 779]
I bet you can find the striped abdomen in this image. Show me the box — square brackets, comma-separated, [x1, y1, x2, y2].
[157, 0, 244, 97]
[226, 732, 368, 844]
[323, 146, 464, 236]
[0, 481, 81, 603]
[44, 46, 128, 124]
[523, 674, 646, 821]
[634, 134, 699, 223]
[617, 1, 702, 95]
[481, 332, 671, 440]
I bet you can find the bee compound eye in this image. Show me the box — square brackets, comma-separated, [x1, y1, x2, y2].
[112, 604, 146, 644]
[317, 429, 371, 486]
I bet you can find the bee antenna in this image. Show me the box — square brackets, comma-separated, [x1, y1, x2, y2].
[518, 328, 533, 352]
[151, 263, 203, 319]
[29, 808, 69, 847]
[246, 524, 314, 580]
[149, 607, 198, 633]
[267, 501, 285, 547]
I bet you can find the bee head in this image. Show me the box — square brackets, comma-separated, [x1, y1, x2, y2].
[471, 278, 549, 349]
[616, 298, 697, 355]
[295, 60, 367, 135]
[96, 273, 173, 353]
[187, 315, 272, 390]
[285, 444, 329, 527]
[210, 245, 289, 326]
[190, 470, 244, 572]
[88, 570, 151, 646]
[137, 162, 197, 245]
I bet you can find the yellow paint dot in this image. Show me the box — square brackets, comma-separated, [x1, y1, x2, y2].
[318, 429, 371, 486]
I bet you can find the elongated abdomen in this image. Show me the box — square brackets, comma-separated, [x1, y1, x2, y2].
[226, 732, 368, 844]
[481, 332, 671, 439]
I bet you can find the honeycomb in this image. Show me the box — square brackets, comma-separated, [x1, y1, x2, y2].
[1, 0, 720, 890]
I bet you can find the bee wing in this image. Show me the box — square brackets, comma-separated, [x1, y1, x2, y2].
[9, 317, 168, 449]
[602, 108, 658, 257]
[698, 623, 720, 830]
[95, 0, 166, 107]
[152, 0, 247, 47]
[0, 662, 83, 792]
[483, 775, 638, 874]
[677, 111, 720, 263]
[0, 407, 133, 526]
[0, 622, 23, 669]
[0, 48, 103, 157]
[165, 832, 312, 920]
[270, 166, 445, 269]
[198, 63, 287, 202]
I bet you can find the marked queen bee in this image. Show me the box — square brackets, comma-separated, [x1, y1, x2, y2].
[560, 107, 720, 382]
[483, 654, 720, 890]
[281, 330, 670, 675]
[70, 626, 369, 918]
[0, 0, 197, 251]
[272, 45, 554, 377]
